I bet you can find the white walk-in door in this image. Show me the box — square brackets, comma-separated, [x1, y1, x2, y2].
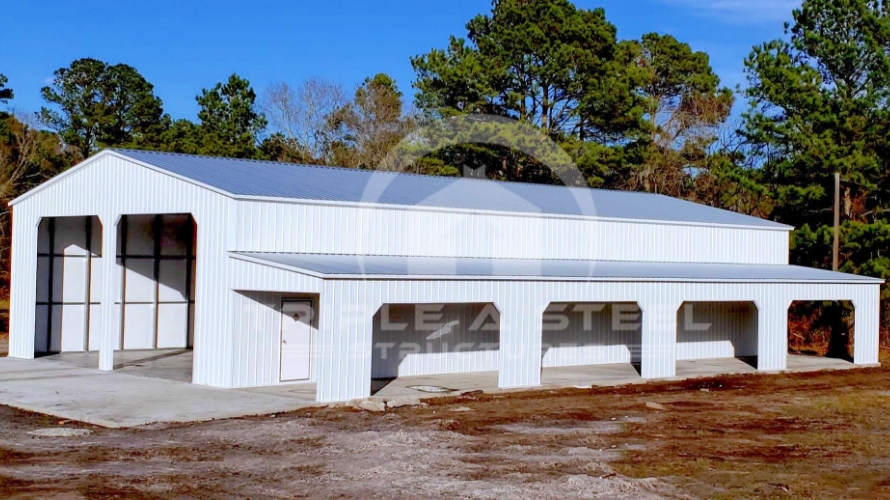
[280, 300, 313, 381]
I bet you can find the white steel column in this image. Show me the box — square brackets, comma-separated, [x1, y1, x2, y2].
[315, 282, 376, 403]
[8, 212, 39, 359]
[98, 214, 121, 371]
[853, 286, 880, 366]
[497, 296, 546, 389]
[755, 298, 790, 371]
[640, 300, 679, 379]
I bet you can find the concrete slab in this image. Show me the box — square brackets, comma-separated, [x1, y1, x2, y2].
[39, 349, 193, 383]
[0, 353, 870, 428]
[242, 355, 867, 402]
[391, 355, 853, 399]
[0, 357, 316, 428]
[542, 363, 643, 388]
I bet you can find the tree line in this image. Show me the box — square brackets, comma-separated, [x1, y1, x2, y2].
[1, 0, 888, 346]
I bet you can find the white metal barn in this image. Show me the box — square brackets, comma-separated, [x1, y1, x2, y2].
[7, 149, 883, 403]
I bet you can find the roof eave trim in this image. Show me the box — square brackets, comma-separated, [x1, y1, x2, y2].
[291, 274, 881, 284]
[228, 253, 881, 284]
[230, 252, 328, 279]
[10, 150, 236, 207]
[10, 150, 114, 206]
[230, 194, 794, 232]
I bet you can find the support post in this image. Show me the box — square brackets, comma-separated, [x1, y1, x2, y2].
[833, 172, 840, 271]
[853, 287, 880, 366]
[497, 300, 545, 389]
[640, 301, 679, 379]
[8, 215, 39, 359]
[98, 215, 121, 371]
[315, 283, 375, 403]
[756, 299, 790, 372]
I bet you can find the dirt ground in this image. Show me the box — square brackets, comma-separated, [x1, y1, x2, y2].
[1, 356, 889, 499]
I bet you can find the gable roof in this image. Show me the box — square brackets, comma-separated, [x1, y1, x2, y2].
[14, 149, 790, 230]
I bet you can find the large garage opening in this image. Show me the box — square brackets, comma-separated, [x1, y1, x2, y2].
[371, 303, 500, 395]
[788, 300, 854, 364]
[34, 214, 197, 382]
[540, 302, 642, 384]
[676, 302, 758, 369]
[115, 214, 196, 381]
[34, 216, 102, 355]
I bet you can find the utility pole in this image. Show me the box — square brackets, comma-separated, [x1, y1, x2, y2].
[833, 172, 840, 271]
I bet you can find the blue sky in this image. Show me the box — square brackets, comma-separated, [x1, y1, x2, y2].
[1, 0, 798, 120]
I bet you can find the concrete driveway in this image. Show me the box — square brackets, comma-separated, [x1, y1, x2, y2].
[0, 357, 316, 428]
[0, 352, 868, 428]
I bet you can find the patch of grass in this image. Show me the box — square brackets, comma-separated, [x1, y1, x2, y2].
[610, 387, 890, 499]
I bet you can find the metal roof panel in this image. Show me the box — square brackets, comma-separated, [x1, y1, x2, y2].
[231, 253, 882, 283]
[114, 149, 789, 229]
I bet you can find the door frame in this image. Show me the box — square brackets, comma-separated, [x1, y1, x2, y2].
[279, 298, 315, 382]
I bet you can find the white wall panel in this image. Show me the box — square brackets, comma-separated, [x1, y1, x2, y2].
[123, 258, 155, 303]
[35, 257, 50, 303]
[542, 303, 641, 368]
[853, 287, 881, 365]
[231, 291, 281, 388]
[34, 305, 49, 353]
[59, 305, 86, 352]
[233, 200, 790, 265]
[371, 303, 500, 378]
[53, 217, 88, 256]
[123, 304, 155, 349]
[88, 304, 104, 350]
[229, 258, 323, 293]
[676, 302, 758, 360]
[229, 291, 321, 388]
[54, 257, 87, 303]
[124, 215, 155, 255]
[33, 217, 95, 352]
[158, 260, 188, 301]
[157, 303, 189, 348]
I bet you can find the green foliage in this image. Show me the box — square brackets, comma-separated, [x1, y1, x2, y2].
[0, 74, 12, 103]
[409, 0, 739, 194]
[159, 119, 203, 155]
[196, 74, 267, 158]
[620, 33, 734, 195]
[0, 113, 70, 288]
[257, 133, 315, 164]
[40, 58, 166, 158]
[326, 74, 414, 169]
[411, 0, 644, 182]
[743, 0, 890, 288]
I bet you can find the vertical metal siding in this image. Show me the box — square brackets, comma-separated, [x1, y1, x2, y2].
[231, 291, 285, 387]
[676, 302, 759, 361]
[232, 200, 789, 265]
[9, 205, 39, 359]
[541, 303, 642, 367]
[370, 303, 500, 378]
[853, 286, 881, 365]
[228, 259, 324, 388]
[9, 155, 234, 387]
[305, 278, 879, 402]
